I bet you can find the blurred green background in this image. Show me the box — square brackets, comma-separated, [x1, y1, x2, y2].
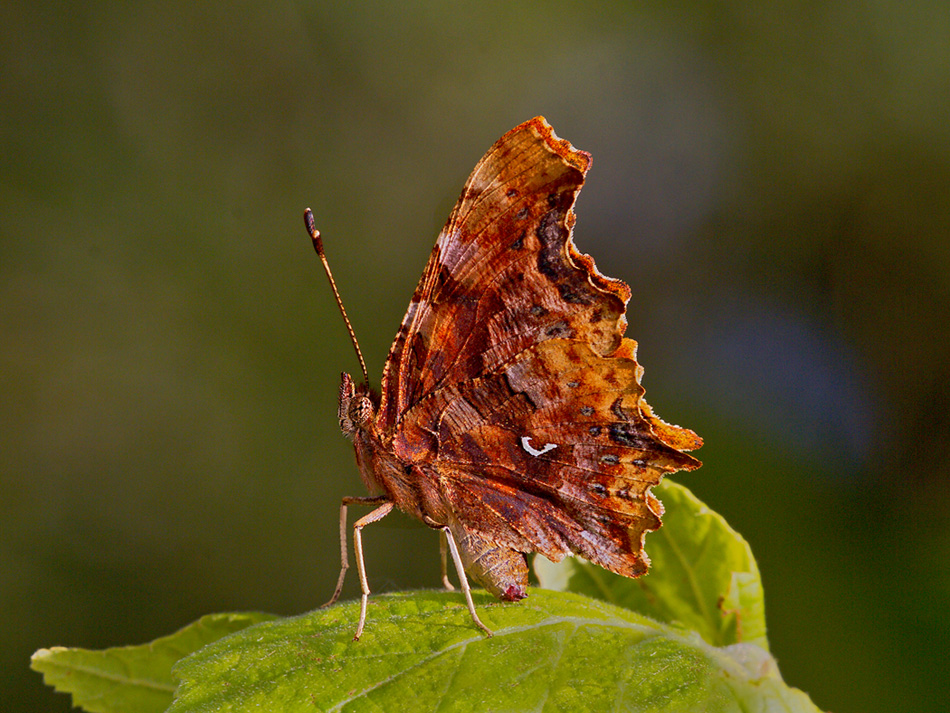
[3, 2, 948, 711]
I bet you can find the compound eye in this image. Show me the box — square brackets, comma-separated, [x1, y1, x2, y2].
[350, 395, 373, 427]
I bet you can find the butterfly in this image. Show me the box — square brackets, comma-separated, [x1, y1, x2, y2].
[305, 116, 702, 639]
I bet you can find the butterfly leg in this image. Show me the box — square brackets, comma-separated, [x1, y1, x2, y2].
[441, 526, 494, 638]
[438, 530, 455, 591]
[351, 500, 395, 640]
[322, 495, 391, 610]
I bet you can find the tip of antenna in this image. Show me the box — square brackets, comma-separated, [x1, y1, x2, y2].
[304, 208, 323, 254]
[303, 207, 371, 384]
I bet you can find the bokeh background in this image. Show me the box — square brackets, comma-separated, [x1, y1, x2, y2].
[3, 3, 948, 711]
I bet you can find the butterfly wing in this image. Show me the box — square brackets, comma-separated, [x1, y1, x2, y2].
[377, 116, 628, 431]
[410, 337, 701, 577]
[379, 116, 701, 578]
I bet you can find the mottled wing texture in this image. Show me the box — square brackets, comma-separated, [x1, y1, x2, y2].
[403, 338, 700, 577]
[381, 116, 701, 577]
[378, 117, 622, 429]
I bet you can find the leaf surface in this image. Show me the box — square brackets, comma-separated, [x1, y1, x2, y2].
[169, 590, 815, 713]
[31, 612, 277, 713]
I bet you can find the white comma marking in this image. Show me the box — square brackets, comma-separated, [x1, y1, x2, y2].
[520, 436, 557, 457]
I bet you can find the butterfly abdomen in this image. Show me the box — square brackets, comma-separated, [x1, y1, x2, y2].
[447, 519, 529, 601]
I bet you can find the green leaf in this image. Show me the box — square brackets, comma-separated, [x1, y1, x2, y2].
[169, 590, 819, 713]
[31, 611, 277, 713]
[32, 483, 791, 711]
[535, 480, 767, 650]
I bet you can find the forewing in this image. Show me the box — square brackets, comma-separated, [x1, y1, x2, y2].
[377, 116, 630, 431]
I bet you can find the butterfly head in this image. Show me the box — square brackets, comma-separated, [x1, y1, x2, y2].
[337, 371, 376, 438]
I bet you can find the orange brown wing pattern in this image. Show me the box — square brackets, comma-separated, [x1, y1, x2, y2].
[397, 337, 701, 577]
[377, 117, 629, 432]
[379, 116, 701, 574]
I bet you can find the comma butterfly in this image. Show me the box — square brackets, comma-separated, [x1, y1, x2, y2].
[305, 116, 702, 639]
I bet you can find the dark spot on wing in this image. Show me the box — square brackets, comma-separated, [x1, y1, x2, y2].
[545, 320, 571, 338]
[610, 397, 630, 421]
[536, 210, 594, 305]
[609, 423, 649, 449]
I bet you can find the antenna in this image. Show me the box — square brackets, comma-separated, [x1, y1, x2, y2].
[304, 208, 370, 385]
